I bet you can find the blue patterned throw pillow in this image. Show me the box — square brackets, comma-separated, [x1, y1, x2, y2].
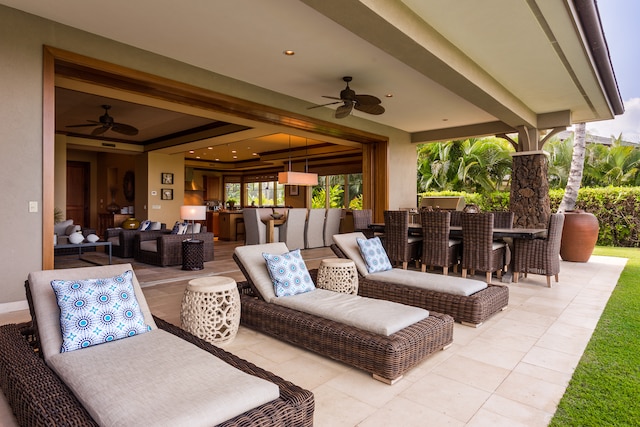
[50, 270, 151, 353]
[357, 237, 393, 273]
[263, 249, 315, 297]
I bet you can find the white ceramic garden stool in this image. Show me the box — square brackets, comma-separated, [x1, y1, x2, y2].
[316, 258, 359, 294]
[180, 276, 241, 345]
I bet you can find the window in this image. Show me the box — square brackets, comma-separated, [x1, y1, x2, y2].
[312, 173, 362, 209]
[225, 183, 241, 204]
[244, 181, 285, 206]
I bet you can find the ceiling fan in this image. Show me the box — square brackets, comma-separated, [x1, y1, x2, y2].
[66, 104, 139, 136]
[309, 76, 385, 119]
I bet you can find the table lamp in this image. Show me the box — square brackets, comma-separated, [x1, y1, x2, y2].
[181, 205, 207, 241]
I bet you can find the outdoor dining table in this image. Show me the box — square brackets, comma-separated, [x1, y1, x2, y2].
[368, 223, 547, 240]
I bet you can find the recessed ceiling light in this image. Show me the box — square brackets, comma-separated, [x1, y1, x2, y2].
[283, 50, 295, 56]
[385, 94, 393, 98]
[252, 152, 258, 156]
[233, 155, 238, 159]
[231, 150, 237, 154]
[189, 150, 195, 154]
[196, 156, 200, 159]
[207, 146, 213, 150]
[215, 158, 219, 161]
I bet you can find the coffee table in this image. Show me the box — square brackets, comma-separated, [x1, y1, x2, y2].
[54, 241, 112, 265]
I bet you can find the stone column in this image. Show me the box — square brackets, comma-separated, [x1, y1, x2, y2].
[510, 151, 550, 228]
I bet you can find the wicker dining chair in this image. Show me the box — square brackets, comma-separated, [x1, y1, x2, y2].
[420, 211, 461, 275]
[513, 213, 565, 287]
[449, 210, 463, 227]
[490, 211, 515, 228]
[460, 213, 506, 284]
[352, 209, 374, 238]
[383, 210, 422, 270]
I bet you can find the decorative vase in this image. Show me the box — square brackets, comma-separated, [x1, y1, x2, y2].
[560, 210, 599, 262]
[121, 218, 140, 230]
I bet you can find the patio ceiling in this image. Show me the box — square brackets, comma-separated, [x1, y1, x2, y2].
[0, 0, 623, 164]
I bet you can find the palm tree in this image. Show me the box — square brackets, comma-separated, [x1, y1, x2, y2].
[583, 135, 640, 186]
[557, 123, 587, 212]
[544, 136, 574, 189]
[417, 137, 513, 193]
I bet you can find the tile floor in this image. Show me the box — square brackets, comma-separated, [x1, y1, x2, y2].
[0, 241, 626, 426]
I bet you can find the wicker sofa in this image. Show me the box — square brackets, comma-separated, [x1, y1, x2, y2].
[0, 264, 314, 426]
[104, 223, 168, 258]
[233, 243, 454, 384]
[331, 232, 509, 327]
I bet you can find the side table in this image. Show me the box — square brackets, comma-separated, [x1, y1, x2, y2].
[180, 276, 241, 345]
[182, 239, 204, 270]
[316, 258, 359, 294]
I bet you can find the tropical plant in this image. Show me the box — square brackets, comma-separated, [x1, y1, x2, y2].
[349, 194, 363, 210]
[583, 135, 640, 187]
[544, 136, 574, 189]
[417, 137, 513, 193]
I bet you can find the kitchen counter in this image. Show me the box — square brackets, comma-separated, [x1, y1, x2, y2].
[218, 211, 244, 241]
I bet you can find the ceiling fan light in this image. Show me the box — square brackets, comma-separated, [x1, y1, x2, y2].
[278, 171, 318, 186]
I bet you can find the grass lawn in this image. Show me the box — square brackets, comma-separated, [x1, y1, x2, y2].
[550, 247, 640, 426]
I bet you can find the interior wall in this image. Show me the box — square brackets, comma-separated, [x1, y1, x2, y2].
[96, 152, 136, 215]
[146, 152, 185, 227]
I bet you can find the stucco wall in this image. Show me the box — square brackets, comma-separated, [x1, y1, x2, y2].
[0, 4, 415, 308]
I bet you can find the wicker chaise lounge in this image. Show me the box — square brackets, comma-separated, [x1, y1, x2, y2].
[233, 243, 454, 384]
[331, 232, 509, 327]
[0, 264, 314, 426]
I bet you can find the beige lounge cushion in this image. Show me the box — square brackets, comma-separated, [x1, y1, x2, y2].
[27, 264, 157, 361]
[272, 288, 428, 336]
[334, 232, 488, 296]
[47, 329, 279, 427]
[140, 240, 158, 253]
[332, 232, 375, 276]
[368, 268, 487, 296]
[234, 242, 290, 302]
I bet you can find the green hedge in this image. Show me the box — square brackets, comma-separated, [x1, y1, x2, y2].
[421, 187, 640, 247]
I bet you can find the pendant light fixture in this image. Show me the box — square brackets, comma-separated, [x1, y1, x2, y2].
[278, 136, 318, 186]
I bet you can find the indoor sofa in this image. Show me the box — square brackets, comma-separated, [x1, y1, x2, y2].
[331, 232, 509, 327]
[233, 243, 454, 384]
[0, 264, 314, 426]
[104, 221, 167, 258]
[134, 226, 214, 266]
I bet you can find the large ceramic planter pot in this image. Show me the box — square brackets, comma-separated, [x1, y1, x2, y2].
[560, 210, 599, 262]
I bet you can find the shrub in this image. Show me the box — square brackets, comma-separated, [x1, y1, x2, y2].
[421, 187, 640, 247]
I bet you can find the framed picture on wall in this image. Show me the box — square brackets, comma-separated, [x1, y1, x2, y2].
[289, 185, 299, 196]
[161, 188, 173, 200]
[161, 172, 174, 185]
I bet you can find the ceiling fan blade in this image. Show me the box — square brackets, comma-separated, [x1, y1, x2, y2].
[66, 120, 101, 128]
[322, 95, 342, 101]
[354, 94, 382, 105]
[354, 103, 385, 115]
[111, 122, 139, 136]
[307, 101, 342, 110]
[335, 103, 353, 119]
[91, 126, 109, 136]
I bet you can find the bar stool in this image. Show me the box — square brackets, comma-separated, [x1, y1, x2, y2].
[235, 217, 245, 241]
